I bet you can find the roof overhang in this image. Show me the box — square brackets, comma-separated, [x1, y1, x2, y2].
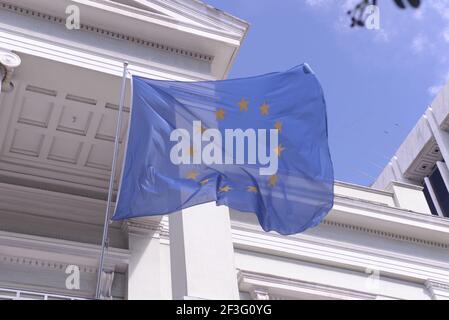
[0, 0, 249, 79]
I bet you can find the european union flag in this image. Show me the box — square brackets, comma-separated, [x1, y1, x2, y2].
[113, 64, 334, 235]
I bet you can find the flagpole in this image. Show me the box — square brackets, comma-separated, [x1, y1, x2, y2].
[95, 61, 129, 299]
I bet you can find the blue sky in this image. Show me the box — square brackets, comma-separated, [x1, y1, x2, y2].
[204, 0, 449, 186]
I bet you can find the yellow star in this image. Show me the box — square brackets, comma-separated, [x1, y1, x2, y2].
[268, 175, 278, 187]
[215, 108, 225, 120]
[186, 170, 199, 180]
[247, 186, 258, 193]
[274, 144, 285, 157]
[219, 185, 232, 193]
[188, 146, 196, 156]
[239, 98, 249, 112]
[200, 179, 210, 186]
[274, 120, 283, 132]
[260, 102, 269, 116]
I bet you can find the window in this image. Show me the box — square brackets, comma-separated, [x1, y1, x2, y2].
[423, 184, 439, 216]
[425, 166, 449, 218]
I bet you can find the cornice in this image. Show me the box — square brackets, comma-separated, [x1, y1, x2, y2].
[0, 230, 130, 270]
[230, 194, 449, 250]
[387, 180, 424, 191]
[170, 0, 248, 28]
[332, 194, 449, 244]
[335, 180, 394, 197]
[231, 221, 449, 285]
[122, 216, 162, 236]
[81, 0, 245, 42]
[119, 0, 248, 35]
[237, 270, 378, 300]
[425, 279, 449, 300]
[121, 216, 170, 242]
[0, 253, 97, 273]
[0, 2, 213, 63]
[426, 280, 449, 291]
[321, 219, 448, 249]
[334, 194, 393, 209]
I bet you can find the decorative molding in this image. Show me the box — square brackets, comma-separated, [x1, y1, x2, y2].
[0, 230, 130, 271]
[334, 180, 394, 197]
[0, 49, 21, 92]
[122, 217, 163, 236]
[0, 2, 213, 62]
[320, 219, 449, 249]
[426, 280, 449, 290]
[0, 253, 97, 273]
[135, 0, 248, 35]
[334, 194, 393, 209]
[231, 222, 449, 286]
[249, 288, 270, 300]
[331, 195, 449, 247]
[238, 270, 377, 300]
[425, 279, 449, 300]
[231, 192, 449, 250]
[98, 270, 115, 299]
[387, 180, 424, 191]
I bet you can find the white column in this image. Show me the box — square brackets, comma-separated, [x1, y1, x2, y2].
[125, 217, 164, 299]
[169, 202, 239, 300]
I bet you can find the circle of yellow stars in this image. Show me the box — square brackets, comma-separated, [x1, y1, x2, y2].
[188, 97, 285, 192]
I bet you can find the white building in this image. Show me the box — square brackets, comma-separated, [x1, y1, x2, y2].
[0, 0, 448, 300]
[374, 83, 449, 219]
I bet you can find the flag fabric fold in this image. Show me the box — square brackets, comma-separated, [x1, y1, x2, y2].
[113, 64, 334, 235]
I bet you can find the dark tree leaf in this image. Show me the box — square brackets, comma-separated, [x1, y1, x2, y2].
[407, 0, 421, 8]
[348, 0, 421, 28]
[393, 0, 406, 9]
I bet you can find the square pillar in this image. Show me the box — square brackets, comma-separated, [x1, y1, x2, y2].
[169, 202, 239, 300]
[124, 217, 166, 299]
[387, 181, 431, 214]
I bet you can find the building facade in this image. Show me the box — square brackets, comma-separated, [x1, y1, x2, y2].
[0, 0, 448, 300]
[374, 81, 449, 219]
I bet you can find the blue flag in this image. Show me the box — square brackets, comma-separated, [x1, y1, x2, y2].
[113, 64, 334, 235]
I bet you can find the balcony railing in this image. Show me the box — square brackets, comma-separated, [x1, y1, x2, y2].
[0, 287, 86, 300]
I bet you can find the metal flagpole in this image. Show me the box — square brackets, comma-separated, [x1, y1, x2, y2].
[95, 61, 129, 299]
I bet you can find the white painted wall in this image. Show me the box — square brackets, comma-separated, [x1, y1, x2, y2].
[387, 182, 431, 215]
